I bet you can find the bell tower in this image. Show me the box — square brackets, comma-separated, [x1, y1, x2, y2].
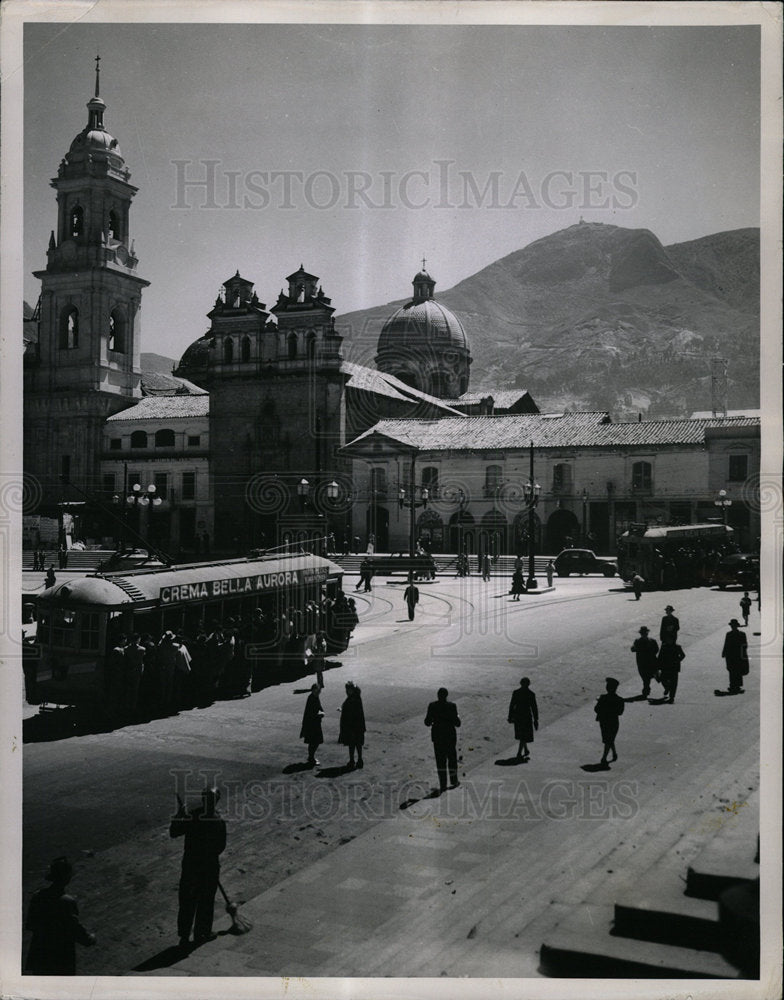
[24, 58, 149, 510]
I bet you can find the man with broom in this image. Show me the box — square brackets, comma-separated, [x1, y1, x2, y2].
[170, 787, 227, 949]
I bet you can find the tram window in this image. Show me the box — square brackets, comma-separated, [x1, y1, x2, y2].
[163, 608, 184, 634]
[37, 611, 50, 644]
[205, 602, 222, 628]
[183, 606, 203, 636]
[52, 610, 78, 648]
[79, 612, 101, 651]
[224, 599, 242, 620]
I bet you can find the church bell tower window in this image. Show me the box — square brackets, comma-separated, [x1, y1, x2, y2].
[59, 307, 79, 350]
[241, 336, 251, 363]
[108, 209, 119, 241]
[108, 310, 125, 353]
[288, 333, 298, 360]
[70, 205, 84, 239]
[223, 338, 234, 363]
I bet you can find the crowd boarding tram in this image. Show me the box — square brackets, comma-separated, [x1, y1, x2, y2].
[616, 522, 736, 590]
[31, 552, 349, 707]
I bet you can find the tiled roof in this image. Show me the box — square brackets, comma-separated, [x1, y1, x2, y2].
[105, 395, 209, 422]
[344, 413, 759, 453]
[444, 390, 533, 409]
[341, 361, 465, 415]
[140, 370, 206, 396]
[690, 409, 761, 419]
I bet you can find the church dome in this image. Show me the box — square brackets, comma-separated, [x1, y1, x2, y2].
[175, 334, 214, 382]
[377, 298, 469, 353]
[375, 264, 472, 398]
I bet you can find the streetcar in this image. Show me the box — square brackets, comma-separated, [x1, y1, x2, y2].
[616, 522, 736, 590]
[31, 552, 349, 707]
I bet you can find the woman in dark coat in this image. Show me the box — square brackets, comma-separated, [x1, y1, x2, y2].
[338, 681, 366, 769]
[507, 677, 538, 759]
[510, 568, 525, 601]
[300, 683, 324, 766]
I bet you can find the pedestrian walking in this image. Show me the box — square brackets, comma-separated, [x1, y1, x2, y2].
[338, 681, 366, 769]
[300, 683, 324, 765]
[482, 552, 492, 581]
[739, 592, 752, 627]
[546, 559, 554, 588]
[308, 630, 327, 689]
[510, 566, 525, 600]
[366, 533, 375, 555]
[631, 573, 644, 600]
[403, 575, 419, 620]
[660, 605, 680, 643]
[657, 635, 685, 704]
[631, 626, 660, 698]
[25, 856, 96, 974]
[424, 687, 461, 792]
[720, 618, 749, 695]
[594, 677, 624, 766]
[45, 565, 56, 588]
[170, 787, 227, 949]
[507, 677, 538, 760]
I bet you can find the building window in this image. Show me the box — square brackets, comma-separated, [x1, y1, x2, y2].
[223, 338, 234, 363]
[422, 466, 439, 496]
[130, 430, 148, 449]
[484, 465, 502, 498]
[187, 435, 201, 447]
[109, 438, 122, 450]
[154, 473, 168, 499]
[369, 467, 387, 498]
[241, 337, 251, 363]
[155, 429, 175, 448]
[400, 462, 411, 486]
[102, 473, 116, 494]
[288, 333, 298, 360]
[108, 209, 119, 241]
[307, 333, 316, 360]
[69, 205, 83, 239]
[181, 471, 196, 501]
[552, 463, 572, 493]
[59, 307, 79, 350]
[128, 470, 142, 488]
[108, 310, 125, 353]
[632, 461, 653, 491]
[728, 455, 748, 482]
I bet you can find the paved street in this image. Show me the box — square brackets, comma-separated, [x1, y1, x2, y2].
[21, 573, 760, 978]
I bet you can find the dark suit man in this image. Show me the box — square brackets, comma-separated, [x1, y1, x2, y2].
[404, 578, 420, 620]
[424, 687, 461, 792]
[721, 619, 748, 694]
[657, 635, 685, 704]
[659, 606, 680, 644]
[630, 626, 659, 697]
[170, 788, 227, 949]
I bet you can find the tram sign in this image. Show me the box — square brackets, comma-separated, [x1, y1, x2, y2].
[159, 566, 327, 605]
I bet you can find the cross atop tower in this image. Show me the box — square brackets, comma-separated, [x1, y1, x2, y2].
[94, 53, 101, 98]
[421, 256, 427, 271]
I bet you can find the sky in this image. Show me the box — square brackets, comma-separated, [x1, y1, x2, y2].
[23, 21, 760, 364]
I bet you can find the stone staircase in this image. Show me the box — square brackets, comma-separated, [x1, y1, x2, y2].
[539, 791, 760, 979]
[330, 553, 557, 577]
[23, 549, 113, 571]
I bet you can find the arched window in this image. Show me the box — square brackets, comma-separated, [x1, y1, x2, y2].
[632, 461, 652, 491]
[288, 333, 298, 360]
[108, 209, 120, 241]
[155, 428, 175, 448]
[59, 307, 79, 350]
[484, 465, 502, 498]
[108, 310, 125, 353]
[69, 205, 83, 239]
[241, 336, 251, 363]
[307, 332, 316, 360]
[130, 430, 148, 448]
[223, 338, 234, 363]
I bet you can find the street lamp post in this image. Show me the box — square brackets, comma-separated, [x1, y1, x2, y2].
[714, 489, 732, 527]
[398, 456, 429, 557]
[581, 489, 590, 544]
[524, 440, 541, 590]
[113, 482, 163, 558]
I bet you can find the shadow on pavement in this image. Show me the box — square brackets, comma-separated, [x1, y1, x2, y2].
[580, 762, 611, 772]
[132, 943, 190, 972]
[282, 761, 316, 774]
[315, 764, 355, 778]
[399, 788, 441, 810]
[494, 756, 528, 766]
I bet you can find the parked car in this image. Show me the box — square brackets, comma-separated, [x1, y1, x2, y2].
[554, 549, 617, 577]
[711, 552, 760, 590]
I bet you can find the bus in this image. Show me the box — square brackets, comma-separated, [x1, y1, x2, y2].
[617, 523, 737, 590]
[31, 552, 351, 708]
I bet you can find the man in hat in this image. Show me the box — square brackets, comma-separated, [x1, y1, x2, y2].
[424, 687, 461, 792]
[630, 626, 659, 698]
[721, 619, 749, 695]
[403, 574, 420, 621]
[594, 677, 624, 766]
[660, 605, 680, 644]
[657, 634, 686, 704]
[170, 787, 227, 949]
[25, 856, 96, 974]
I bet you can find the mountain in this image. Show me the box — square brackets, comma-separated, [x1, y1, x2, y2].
[141, 352, 177, 373]
[336, 223, 760, 419]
